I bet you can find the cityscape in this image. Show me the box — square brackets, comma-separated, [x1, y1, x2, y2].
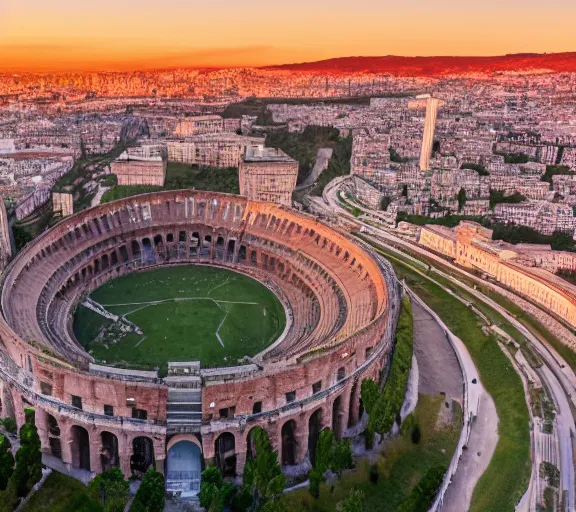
[0, 1, 575, 512]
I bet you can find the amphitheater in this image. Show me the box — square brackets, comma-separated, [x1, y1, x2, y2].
[0, 190, 400, 496]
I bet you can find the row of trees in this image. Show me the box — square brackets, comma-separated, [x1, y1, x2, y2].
[361, 295, 414, 435]
[86, 466, 165, 512]
[199, 426, 355, 512]
[0, 414, 43, 510]
[199, 427, 286, 512]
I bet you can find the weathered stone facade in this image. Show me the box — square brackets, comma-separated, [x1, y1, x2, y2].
[417, 220, 576, 328]
[0, 190, 399, 488]
[239, 147, 298, 207]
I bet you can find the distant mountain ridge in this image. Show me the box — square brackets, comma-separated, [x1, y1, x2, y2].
[263, 53, 576, 75]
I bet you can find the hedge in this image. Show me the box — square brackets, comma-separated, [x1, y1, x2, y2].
[369, 295, 413, 434]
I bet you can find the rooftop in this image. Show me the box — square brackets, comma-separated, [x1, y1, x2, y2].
[242, 145, 296, 163]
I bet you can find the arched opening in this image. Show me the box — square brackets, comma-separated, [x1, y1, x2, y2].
[281, 420, 297, 466]
[216, 236, 225, 260]
[48, 414, 60, 436]
[142, 238, 155, 264]
[214, 432, 236, 477]
[48, 414, 61, 459]
[110, 251, 118, 266]
[308, 409, 323, 465]
[94, 259, 100, 273]
[131, 240, 141, 262]
[190, 232, 200, 257]
[200, 235, 212, 257]
[119, 245, 129, 262]
[245, 427, 269, 462]
[348, 383, 359, 428]
[227, 240, 236, 262]
[101, 431, 120, 471]
[250, 250, 258, 266]
[131, 437, 155, 476]
[238, 245, 247, 263]
[71, 425, 90, 471]
[332, 396, 343, 439]
[101, 254, 109, 270]
[166, 441, 202, 497]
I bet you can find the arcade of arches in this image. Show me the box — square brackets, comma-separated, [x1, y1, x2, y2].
[4, 376, 366, 484]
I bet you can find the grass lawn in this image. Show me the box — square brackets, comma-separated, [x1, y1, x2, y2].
[365, 242, 530, 512]
[284, 394, 461, 511]
[364, 236, 576, 372]
[21, 472, 101, 512]
[73, 266, 285, 371]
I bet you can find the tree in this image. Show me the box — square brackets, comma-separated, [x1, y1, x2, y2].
[1, 418, 17, 434]
[313, 429, 334, 475]
[308, 429, 353, 498]
[199, 466, 223, 509]
[132, 468, 165, 512]
[337, 488, 364, 512]
[397, 465, 446, 512]
[88, 467, 129, 512]
[330, 439, 353, 479]
[360, 379, 379, 415]
[0, 435, 14, 491]
[243, 427, 285, 510]
[457, 188, 467, 212]
[13, 423, 42, 497]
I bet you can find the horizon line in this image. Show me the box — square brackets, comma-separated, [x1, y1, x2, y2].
[1, 50, 575, 74]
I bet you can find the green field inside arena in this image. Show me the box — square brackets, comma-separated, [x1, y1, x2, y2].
[73, 265, 285, 372]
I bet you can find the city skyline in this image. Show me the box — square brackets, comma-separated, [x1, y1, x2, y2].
[2, 0, 576, 71]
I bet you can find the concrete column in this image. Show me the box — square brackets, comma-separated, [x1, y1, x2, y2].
[339, 388, 352, 438]
[60, 422, 73, 470]
[118, 433, 132, 479]
[1, 383, 15, 420]
[295, 416, 309, 464]
[153, 438, 166, 475]
[12, 392, 25, 431]
[35, 408, 50, 454]
[89, 431, 101, 474]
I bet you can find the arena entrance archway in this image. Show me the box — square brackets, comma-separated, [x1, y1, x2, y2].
[71, 425, 90, 471]
[166, 441, 202, 497]
[215, 433, 236, 477]
[131, 437, 155, 476]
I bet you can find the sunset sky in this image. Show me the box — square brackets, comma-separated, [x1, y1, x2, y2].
[2, 0, 576, 71]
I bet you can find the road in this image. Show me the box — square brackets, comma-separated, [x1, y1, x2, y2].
[295, 148, 333, 189]
[316, 177, 576, 511]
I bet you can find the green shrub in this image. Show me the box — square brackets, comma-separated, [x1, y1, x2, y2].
[369, 296, 414, 434]
[0, 435, 14, 491]
[336, 488, 364, 512]
[360, 379, 379, 415]
[13, 423, 42, 498]
[24, 409, 35, 425]
[243, 427, 284, 509]
[364, 424, 374, 450]
[88, 467, 129, 512]
[397, 465, 446, 512]
[2, 418, 17, 434]
[308, 469, 322, 499]
[131, 468, 165, 512]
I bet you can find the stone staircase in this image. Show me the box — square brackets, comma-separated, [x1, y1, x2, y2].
[165, 362, 203, 432]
